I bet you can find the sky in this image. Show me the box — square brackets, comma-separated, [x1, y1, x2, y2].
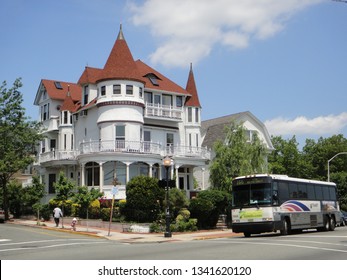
[1, 0, 346, 148]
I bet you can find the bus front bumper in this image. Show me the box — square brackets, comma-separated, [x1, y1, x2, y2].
[232, 221, 280, 234]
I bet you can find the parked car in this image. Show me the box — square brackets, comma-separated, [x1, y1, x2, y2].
[0, 209, 5, 223]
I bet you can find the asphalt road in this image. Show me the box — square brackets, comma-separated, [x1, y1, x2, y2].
[1, 223, 347, 260]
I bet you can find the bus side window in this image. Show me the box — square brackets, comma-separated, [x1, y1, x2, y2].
[329, 187, 337, 201]
[289, 183, 298, 199]
[272, 182, 279, 205]
[322, 186, 330, 200]
[278, 182, 289, 203]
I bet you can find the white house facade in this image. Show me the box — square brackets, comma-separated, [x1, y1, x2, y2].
[195, 111, 275, 190]
[33, 26, 209, 202]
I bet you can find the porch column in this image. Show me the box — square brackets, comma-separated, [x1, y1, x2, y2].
[80, 163, 85, 186]
[174, 165, 179, 189]
[149, 163, 153, 177]
[99, 162, 104, 192]
[126, 162, 130, 183]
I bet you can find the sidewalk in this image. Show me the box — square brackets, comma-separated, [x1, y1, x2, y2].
[9, 219, 240, 243]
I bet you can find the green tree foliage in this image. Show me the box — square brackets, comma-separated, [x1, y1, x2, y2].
[53, 172, 75, 216]
[268, 134, 347, 210]
[122, 175, 164, 222]
[209, 122, 267, 192]
[189, 189, 231, 229]
[73, 186, 103, 218]
[0, 79, 43, 220]
[167, 188, 189, 218]
[21, 176, 45, 214]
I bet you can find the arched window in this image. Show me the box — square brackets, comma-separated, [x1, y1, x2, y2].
[85, 162, 100, 187]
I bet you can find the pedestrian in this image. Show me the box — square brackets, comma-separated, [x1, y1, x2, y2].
[71, 217, 77, 231]
[53, 206, 63, 227]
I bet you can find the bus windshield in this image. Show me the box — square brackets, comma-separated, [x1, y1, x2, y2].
[233, 183, 272, 207]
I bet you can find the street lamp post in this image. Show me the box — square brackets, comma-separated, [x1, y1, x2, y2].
[327, 152, 347, 182]
[163, 156, 172, 238]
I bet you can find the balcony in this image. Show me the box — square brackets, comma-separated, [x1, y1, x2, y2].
[79, 140, 210, 160]
[80, 140, 162, 155]
[36, 150, 78, 165]
[144, 103, 183, 121]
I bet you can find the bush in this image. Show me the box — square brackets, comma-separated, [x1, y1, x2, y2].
[123, 176, 164, 222]
[89, 199, 100, 219]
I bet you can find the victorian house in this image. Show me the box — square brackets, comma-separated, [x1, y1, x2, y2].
[33, 26, 210, 202]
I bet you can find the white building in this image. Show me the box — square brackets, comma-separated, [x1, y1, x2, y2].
[195, 111, 275, 190]
[33, 26, 209, 202]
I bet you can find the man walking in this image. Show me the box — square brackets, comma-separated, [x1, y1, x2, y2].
[53, 206, 63, 227]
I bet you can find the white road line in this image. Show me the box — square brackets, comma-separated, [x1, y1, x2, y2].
[0, 238, 102, 247]
[0, 241, 109, 253]
[0, 239, 11, 242]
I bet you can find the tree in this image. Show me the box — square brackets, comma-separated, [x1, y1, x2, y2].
[122, 175, 164, 222]
[73, 186, 103, 218]
[21, 176, 45, 214]
[209, 122, 267, 192]
[53, 172, 75, 226]
[0, 79, 42, 220]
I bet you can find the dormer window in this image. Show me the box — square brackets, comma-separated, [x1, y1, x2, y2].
[145, 73, 160, 86]
[54, 81, 63, 90]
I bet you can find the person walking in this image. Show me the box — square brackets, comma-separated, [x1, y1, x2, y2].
[53, 206, 63, 227]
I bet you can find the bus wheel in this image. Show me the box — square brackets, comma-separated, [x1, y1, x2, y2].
[329, 217, 336, 231]
[244, 232, 251, 238]
[280, 218, 290, 235]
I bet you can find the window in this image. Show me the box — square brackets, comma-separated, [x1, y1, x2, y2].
[41, 140, 46, 153]
[139, 87, 143, 98]
[113, 84, 121, 94]
[147, 74, 159, 86]
[50, 139, 56, 151]
[71, 134, 74, 150]
[176, 96, 183, 107]
[63, 111, 68, 124]
[86, 162, 100, 187]
[154, 95, 161, 105]
[162, 94, 172, 106]
[166, 133, 174, 153]
[145, 91, 153, 103]
[84, 86, 89, 105]
[289, 183, 298, 198]
[42, 103, 49, 121]
[144, 131, 151, 152]
[48, 174, 56, 194]
[54, 81, 63, 90]
[126, 85, 133, 95]
[195, 108, 199, 123]
[188, 107, 192, 122]
[115, 125, 125, 149]
[64, 134, 67, 150]
[101, 86, 106, 96]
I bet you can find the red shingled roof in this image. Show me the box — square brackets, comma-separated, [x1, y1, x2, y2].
[185, 64, 201, 107]
[136, 60, 189, 95]
[41, 79, 81, 102]
[78, 67, 102, 85]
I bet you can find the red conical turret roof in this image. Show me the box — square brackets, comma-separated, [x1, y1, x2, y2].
[98, 25, 145, 83]
[185, 63, 201, 108]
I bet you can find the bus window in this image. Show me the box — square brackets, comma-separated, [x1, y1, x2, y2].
[322, 186, 330, 200]
[278, 182, 289, 203]
[298, 183, 308, 199]
[307, 184, 315, 200]
[272, 182, 279, 205]
[315, 185, 323, 200]
[329, 187, 336, 200]
[289, 183, 298, 198]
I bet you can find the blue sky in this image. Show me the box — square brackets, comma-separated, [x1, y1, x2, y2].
[1, 0, 346, 147]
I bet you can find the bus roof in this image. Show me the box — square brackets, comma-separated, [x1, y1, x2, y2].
[233, 174, 336, 186]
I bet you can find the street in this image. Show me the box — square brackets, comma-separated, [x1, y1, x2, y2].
[1, 223, 347, 260]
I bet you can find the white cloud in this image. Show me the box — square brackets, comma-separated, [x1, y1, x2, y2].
[264, 112, 347, 136]
[128, 0, 323, 67]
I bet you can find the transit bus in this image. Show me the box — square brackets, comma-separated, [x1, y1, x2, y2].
[231, 174, 341, 237]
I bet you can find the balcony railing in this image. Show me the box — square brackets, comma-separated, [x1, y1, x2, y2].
[80, 140, 162, 155]
[144, 103, 183, 120]
[36, 141, 210, 164]
[37, 150, 78, 164]
[80, 140, 210, 159]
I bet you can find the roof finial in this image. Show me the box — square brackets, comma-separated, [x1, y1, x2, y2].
[117, 23, 124, 40]
[190, 62, 193, 72]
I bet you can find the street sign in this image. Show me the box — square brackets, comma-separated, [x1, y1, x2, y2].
[111, 186, 118, 196]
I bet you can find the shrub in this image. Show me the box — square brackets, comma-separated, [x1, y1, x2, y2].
[89, 199, 100, 219]
[122, 176, 164, 222]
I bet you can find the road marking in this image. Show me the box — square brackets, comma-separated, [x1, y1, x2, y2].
[0, 240, 109, 253]
[0, 239, 11, 242]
